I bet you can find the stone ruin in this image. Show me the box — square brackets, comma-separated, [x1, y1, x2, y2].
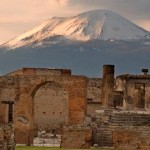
[0, 65, 150, 150]
[0, 101, 15, 150]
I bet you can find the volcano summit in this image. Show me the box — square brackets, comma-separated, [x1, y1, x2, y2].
[2, 9, 150, 49]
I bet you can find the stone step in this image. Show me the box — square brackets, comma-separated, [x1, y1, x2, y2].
[109, 114, 150, 126]
[111, 115, 150, 118]
[110, 119, 150, 123]
[111, 114, 150, 118]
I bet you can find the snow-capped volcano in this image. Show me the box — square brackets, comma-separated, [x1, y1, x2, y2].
[2, 9, 150, 49]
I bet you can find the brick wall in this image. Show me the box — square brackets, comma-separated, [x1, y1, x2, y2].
[6, 68, 71, 76]
[115, 75, 150, 111]
[34, 82, 68, 130]
[113, 129, 150, 150]
[0, 125, 15, 149]
[87, 78, 102, 103]
[87, 78, 102, 114]
[61, 127, 92, 149]
[0, 73, 87, 144]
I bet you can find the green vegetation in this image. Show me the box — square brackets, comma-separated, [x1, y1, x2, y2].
[15, 146, 61, 150]
[15, 146, 112, 150]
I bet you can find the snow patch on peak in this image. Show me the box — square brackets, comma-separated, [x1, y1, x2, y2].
[4, 17, 66, 49]
[2, 9, 150, 49]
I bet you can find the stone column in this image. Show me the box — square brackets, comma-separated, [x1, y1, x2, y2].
[101, 65, 115, 107]
[0, 106, 3, 124]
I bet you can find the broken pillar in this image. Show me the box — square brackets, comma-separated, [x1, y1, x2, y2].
[102, 65, 115, 107]
[142, 69, 148, 75]
[1, 101, 15, 150]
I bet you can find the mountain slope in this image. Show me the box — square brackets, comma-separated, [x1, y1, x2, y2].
[0, 9, 149, 77]
[2, 9, 150, 49]
[0, 40, 149, 77]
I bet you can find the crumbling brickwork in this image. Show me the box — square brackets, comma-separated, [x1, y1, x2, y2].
[0, 124, 15, 150]
[0, 65, 150, 149]
[34, 82, 69, 130]
[0, 68, 87, 144]
[0, 126, 3, 148]
[6, 68, 71, 76]
[87, 78, 102, 114]
[115, 75, 150, 111]
[61, 127, 92, 149]
[113, 128, 150, 150]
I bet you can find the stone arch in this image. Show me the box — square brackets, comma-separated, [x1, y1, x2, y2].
[31, 81, 63, 98]
[31, 80, 69, 131]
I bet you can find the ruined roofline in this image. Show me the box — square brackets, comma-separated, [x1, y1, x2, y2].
[117, 74, 150, 80]
[5, 67, 72, 76]
[88, 78, 102, 80]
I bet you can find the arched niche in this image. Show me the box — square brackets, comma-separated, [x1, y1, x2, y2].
[31, 81, 68, 131]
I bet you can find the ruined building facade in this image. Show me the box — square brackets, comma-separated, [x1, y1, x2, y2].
[0, 68, 87, 144]
[0, 66, 150, 149]
[87, 66, 150, 113]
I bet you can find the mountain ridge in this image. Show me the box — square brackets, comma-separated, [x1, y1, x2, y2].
[2, 9, 150, 49]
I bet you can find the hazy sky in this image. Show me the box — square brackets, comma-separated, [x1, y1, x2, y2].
[0, 0, 150, 44]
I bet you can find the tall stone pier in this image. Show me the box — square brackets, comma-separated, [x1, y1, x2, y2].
[102, 65, 115, 107]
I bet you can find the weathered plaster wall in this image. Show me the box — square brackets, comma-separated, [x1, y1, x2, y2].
[34, 82, 68, 130]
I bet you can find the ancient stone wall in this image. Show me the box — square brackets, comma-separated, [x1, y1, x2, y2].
[61, 127, 92, 149]
[87, 78, 102, 103]
[113, 128, 150, 150]
[87, 103, 101, 115]
[93, 129, 113, 147]
[34, 82, 68, 130]
[0, 71, 87, 144]
[6, 68, 71, 76]
[1, 66, 150, 148]
[0, 126, 3, 148]
[87, 78, 102, 114]
[90, 110, 150, 149]
[0, 124, 15, 150]
[115, 75, 150, 110]
[0, 77, 15, 123]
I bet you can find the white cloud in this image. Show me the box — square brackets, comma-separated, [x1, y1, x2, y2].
[0, 0, 149, 43]
[57, 0, 69, 6]
[0, 0, 79, 43]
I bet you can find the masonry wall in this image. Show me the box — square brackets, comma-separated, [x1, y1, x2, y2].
[61, 127, 92, 149]
[6, 68, 71, 76]
[34, 82, 68, 130]
[87, 78, 102, 114]
[115, 76, 150, 111]
[0, 126, 3, 144]
[113, 128, 150, 150]
[0, 74, 87, 144]
[0, 125, 15, 149]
